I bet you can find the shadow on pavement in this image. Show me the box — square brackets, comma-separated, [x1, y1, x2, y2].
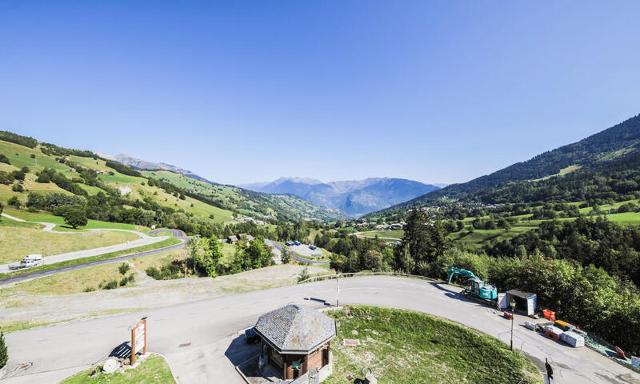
[224, 334, 260, 367]
[109, 341, 132, 359]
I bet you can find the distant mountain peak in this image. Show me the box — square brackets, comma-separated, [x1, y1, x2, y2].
[240, 177, 441, 217]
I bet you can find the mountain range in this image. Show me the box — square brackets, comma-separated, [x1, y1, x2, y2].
[241, 177, 440, 217]
[371, 113, 640, 217]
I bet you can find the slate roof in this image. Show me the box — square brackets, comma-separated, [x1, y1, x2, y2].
[255, 304, 336, 354]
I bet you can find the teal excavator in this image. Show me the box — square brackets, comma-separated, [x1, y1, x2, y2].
[447, 266, 498, 302]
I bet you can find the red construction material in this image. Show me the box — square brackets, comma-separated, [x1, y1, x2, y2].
[502, 311, 513, 320]
[542, 309, 556, 322]
[544, 328, 562, 341]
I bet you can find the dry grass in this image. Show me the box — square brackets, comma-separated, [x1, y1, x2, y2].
[0, 225, 139, 264]
[10, 263, 126, 295]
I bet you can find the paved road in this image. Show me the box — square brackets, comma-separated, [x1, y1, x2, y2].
[3, 276, 639, 384]
[265, 240, 327, 265]
[0, 230, 187, 286]
[0, 213, 176, 273]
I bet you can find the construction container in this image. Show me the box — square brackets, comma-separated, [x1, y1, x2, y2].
[543, 325, 564, 341]
[560, 331, 585, 348]
[497, 293, 508, 310]
[542, 309, 556, 322]
[554, 320, 571, 331]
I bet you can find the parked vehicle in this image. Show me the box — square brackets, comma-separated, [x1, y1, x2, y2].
[8, 254, 44, 270]
[309, 245, 317, 250]
[294, 241, 301, 246]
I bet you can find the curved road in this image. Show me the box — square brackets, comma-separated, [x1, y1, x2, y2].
[0, 230, 187, 286]
[3, 276, 639, 384]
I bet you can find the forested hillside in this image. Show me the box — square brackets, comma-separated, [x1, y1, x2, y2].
[375, 113, 640, 215]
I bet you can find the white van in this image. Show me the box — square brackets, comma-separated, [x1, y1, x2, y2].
[22, 254, 44, 267]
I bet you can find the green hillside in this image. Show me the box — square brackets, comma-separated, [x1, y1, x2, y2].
[0, 131, 342, 238]
[143, 170, 346, 222]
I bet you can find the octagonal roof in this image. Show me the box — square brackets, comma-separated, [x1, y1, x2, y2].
[255, 304, 336, 354]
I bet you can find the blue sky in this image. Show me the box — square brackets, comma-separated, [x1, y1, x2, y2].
[1, 1, 639, 185]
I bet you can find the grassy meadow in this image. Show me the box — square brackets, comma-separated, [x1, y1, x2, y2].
[61, 354, 175, 384]
[0, 219, 139, 263]
[325, 306, 542, 384]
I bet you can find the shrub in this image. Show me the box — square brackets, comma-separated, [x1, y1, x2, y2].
[298, 267, 310, 282]
[0, 331, 7, 369]
[83, 287, 95, 292]
[0, 154, 9, 164]
[102, 280, 118, 290]
[7, 196, 20, 208]
[119, 277, 129, 287]
[118, 263, 131, 275]
[11, 183, 23, 193]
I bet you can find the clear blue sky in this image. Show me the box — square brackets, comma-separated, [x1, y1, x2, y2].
[1, 1, 639, 185]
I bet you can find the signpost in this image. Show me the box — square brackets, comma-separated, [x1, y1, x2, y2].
[130, 317, 147, 365]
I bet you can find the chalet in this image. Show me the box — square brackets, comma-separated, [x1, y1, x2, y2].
[255, 304, 336, 382]
[226, 235, 239, 244]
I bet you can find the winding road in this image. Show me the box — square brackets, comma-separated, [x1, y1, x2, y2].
[0, 212, 187, 285]
[2, 276, 638, 384]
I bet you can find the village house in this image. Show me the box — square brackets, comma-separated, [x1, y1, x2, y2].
[254, 304, 336, 382]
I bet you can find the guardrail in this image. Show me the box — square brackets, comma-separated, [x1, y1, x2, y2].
[298, 271, 440, 285]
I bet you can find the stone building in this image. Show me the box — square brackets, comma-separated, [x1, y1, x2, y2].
[255, 304, 336, 382]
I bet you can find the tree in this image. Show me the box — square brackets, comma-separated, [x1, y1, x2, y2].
[63, 206, 88, 229]
[7, 196, 20, 208]
[0, 331, 7, 369]
[364, 249, 384, 271]
[244, 238, 273, 269]
[398, 209, 449, 275]
[190, 236, 217, 277]
[281, 246, 291, 264]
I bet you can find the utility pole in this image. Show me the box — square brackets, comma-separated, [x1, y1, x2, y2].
[510, 299, 516, 351]
[336, 275, 340, 307]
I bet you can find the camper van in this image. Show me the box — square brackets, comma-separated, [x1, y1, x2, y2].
[8, 254, 44, 270]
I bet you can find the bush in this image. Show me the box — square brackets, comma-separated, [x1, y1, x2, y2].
[298, 267, 310, 282]
[118, 263, 131, 275]
[101, 280, 118, 290]
[83, 287, 95, 292]
[7, 196, 20, 208]
[0, 331, 7, 369]
[11, 183, 23, 192]
[0, 153, 9, 164]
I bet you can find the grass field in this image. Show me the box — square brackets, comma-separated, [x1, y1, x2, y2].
[0, 222, 139, 263]
[1, 248, 185, 297]
[356, 229, 404, 240]
[0, 237, 182, 280]
[4, 208, 140, 230]
[61, 354, 175, 384]
[325, 306, 542, 384]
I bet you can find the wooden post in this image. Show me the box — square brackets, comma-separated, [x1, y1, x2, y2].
[143, 318, 148, 354]
[130, 326, 137, 365]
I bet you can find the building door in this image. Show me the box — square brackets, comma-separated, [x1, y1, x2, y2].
[322, 348, 329, 366]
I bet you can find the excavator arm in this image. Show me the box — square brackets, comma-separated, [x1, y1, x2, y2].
[447, 267, 477, 284]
